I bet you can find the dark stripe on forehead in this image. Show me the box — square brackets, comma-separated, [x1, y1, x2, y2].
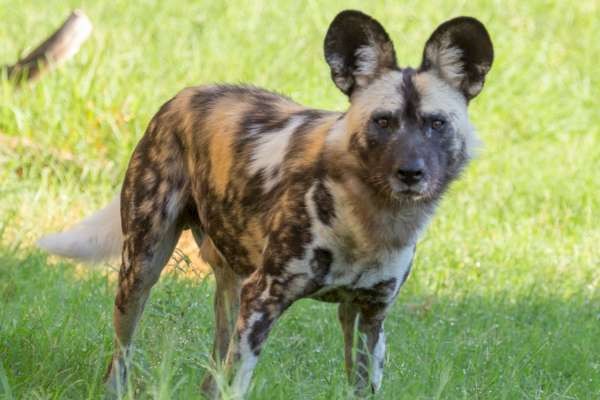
[400, 68, 420, 121]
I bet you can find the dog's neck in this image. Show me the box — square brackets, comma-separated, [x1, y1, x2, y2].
[329, 171, 433, 248]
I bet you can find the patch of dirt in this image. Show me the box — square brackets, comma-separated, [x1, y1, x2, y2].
[166, 230, 212, 278]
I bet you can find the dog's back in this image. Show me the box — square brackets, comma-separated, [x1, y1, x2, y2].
[156, 85, 341, 275]
[39, 85, 337, 269]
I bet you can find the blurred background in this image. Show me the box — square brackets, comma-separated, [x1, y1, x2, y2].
[0, 1, 598, 399]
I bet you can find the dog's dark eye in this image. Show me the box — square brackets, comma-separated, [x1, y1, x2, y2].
[431, 119, 445, 131]
[375, 117, 390, 129]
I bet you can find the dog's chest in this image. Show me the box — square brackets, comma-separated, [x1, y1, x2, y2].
[309, 242, 415, 304]
[303, 186, 422, 304]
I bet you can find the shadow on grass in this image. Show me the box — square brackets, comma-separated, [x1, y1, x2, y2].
[1, 249, 598, 399]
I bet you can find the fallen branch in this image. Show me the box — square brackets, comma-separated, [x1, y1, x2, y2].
[2, 9, 92, 84]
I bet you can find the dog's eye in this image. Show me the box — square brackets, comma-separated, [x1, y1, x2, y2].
[375, 117, 391, 129]
[431, 119, 445, 131]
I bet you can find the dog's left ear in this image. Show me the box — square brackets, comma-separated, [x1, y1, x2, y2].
[420, 17, 494, 101]
[324, 10, 397, 97]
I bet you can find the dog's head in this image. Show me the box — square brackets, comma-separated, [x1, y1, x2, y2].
[325, 11, 493, 205]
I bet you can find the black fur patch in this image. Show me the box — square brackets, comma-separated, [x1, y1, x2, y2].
[263, 199, 313, 275]
[240, 101, 290, 134]
[401, 260, 412, 285]
[313, 181, 335, 225]
[400, 247, 416, 285]
[419, 17, 494, 100]
[248, 312, 271, 354]
[310, 247, 333, 278]
[324, 10, 397, 96]
[400, 68, 420, 121]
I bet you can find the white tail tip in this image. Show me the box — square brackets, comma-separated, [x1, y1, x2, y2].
[38, 196, 123, 263]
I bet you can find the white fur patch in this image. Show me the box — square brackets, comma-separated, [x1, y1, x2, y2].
[165, 187, 186, 222]
[231, 351, 258, 398]
[351, 246, 414, 290]
[232, 312, 262, 397]
[354, 45, 379, 75]
[371, 329, 386, 391]
[305, 181, 416, 296]
[37, 195, 123, 262]
[426, 38, 465, 86]
[248, 117, 304, 191]
[327, 54, 353, 93]
[350, 70, 405, 118]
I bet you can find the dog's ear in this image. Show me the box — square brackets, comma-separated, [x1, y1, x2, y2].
[420, 17, 493, 101]
[324, 10, 397, 97]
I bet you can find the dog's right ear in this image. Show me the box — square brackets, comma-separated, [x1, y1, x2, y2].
[324, 10, 397, 97]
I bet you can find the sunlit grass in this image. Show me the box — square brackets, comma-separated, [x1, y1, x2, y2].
[0, 0, 598, 398]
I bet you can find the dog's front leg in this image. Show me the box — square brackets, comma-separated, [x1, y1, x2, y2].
[222, 271, 296, 398]
[338, 302, 359, 381]
[354, 304, 389, 395]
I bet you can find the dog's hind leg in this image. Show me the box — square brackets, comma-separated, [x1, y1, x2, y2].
[104, 133, 189, 396]
[194, 235, 242, 397]
[105, 221, 183, 396]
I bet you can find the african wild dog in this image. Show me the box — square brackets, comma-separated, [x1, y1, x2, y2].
[39, 10, 493, 398]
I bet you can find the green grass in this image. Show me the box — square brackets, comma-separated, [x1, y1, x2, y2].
[1, 0, 599, 399]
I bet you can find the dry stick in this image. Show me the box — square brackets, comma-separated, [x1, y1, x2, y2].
[1, 10, 208, 277]
[2, 9, 92, 84]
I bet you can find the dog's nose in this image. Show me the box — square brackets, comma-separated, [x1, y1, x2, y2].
[396, 159, 425, 186]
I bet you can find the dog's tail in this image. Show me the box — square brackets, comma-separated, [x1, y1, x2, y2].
[37, 195, 123, 263]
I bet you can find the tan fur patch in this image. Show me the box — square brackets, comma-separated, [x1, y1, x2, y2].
[327, 174, 410, 262]
[289, 114, 338, 171]
[138, 198, 155, 216]
[275, 100, 305, 115]
[206, 97, 252, 197]
[169, 87, 201, 135]
[413, 71, 466, 113]
[303, 117, 337, 163]
[239, 217, 265, 267]
[199, 236, 225, 268]
[328, 178, 377, 259]
[158, 180, 169, 198]
[270, 209, 284, 232]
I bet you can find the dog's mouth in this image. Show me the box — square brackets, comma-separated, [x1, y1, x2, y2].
[388, 176, 430, 201]
[395, 189, 427, 202]
[399, 189, 423, 196]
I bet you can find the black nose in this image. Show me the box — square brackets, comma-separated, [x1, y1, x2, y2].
[396, 160, 425, 186]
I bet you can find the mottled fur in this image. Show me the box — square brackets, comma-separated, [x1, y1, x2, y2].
[39, 10, 493, 399]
